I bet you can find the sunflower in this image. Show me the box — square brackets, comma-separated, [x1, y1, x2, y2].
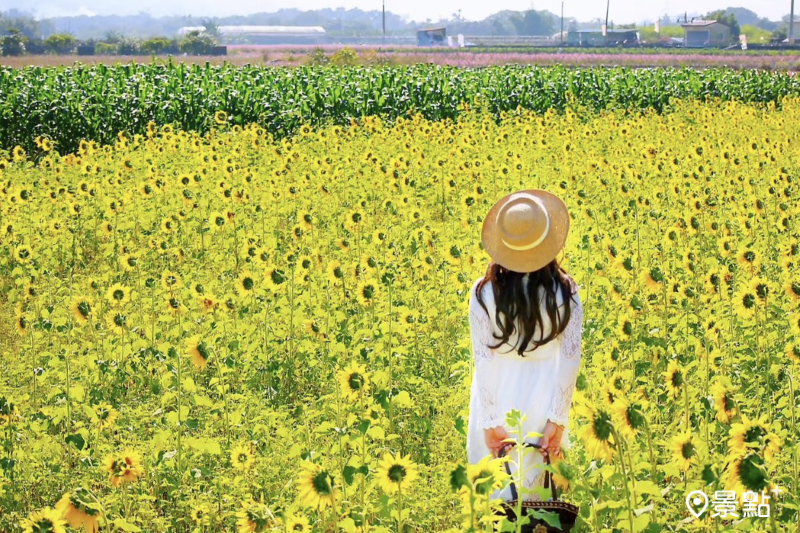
[728, 414, 781, 463]
[105, 283, 131, 307]
[302, 318, 325, 339]
[732, 285, 758, 321]
[337, 362, 370, 401]
[710, 376, 738, 424]
[235, 499, 278, 533]
[253, 246, 272, 265]
[231, 443, 256, 471]
[105, 310, 129, 336]
[325, 260, 345, 285]
[103, 449, 144, 487]
[14, 304, 30, 337]
[640, 265, 666, 295]
[208, 211, 228, 232]
[748, 275, 772, 306]
[784, 275, 800, 304]
[14, 244, 33, 264]
[355, 281, 377, 307]
[735, 245, 762, 273]
[670, 431, 698, 471]
[574, 402, 615, 462]
[165, 295, 187, 316]
[297, 254, 314, 272]
[724, 450, 770, 494]
[785, 342, 800, 364]
[663, 359, 685, 399]
[214, 110, 228, 125]
[616, 311, 634, 341]
[284, 514, 312, 533]
[21, 507, 67, 533]
[465, 454, 509, 496]
[160, 270, 183, 291]
[119, 253, 139, 272]
[236, 271, 258, 298]
[191, 503, 212, 526]
[70, 295, 94, 325]
[265, 267, 287, 291]
[93, 402, 119, 429]
[611, 395, 647, 442]
[296, 461, 339, 510]
[186, 337, 211, 370]
[376, 452, 419, 495]
[701, 315, 723, 342]
[55, 487, 101, 533]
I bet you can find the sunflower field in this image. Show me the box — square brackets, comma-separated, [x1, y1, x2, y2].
[1, 81, 800, 533]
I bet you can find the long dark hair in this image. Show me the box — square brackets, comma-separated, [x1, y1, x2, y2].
[475, 258, 578, 357]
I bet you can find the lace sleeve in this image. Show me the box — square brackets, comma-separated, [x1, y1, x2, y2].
[546, 289, 583, 428]
[470, 280, 504, 430]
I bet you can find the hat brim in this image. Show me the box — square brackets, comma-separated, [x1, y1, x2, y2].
[481, 189, 570, 273]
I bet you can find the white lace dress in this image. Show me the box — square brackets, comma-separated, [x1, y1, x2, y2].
[466, 274, 583, 502]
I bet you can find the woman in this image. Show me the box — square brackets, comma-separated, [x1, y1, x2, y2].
[466, 189, 583, 502]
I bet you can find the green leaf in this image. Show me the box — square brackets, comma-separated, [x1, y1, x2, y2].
[529, 509, 562, 529]
[455, 416, 466, 436]
[65, 432, 87, 450]
[450, 464, 469, 492]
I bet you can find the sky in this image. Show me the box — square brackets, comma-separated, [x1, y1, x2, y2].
[3, 0, 793, 24]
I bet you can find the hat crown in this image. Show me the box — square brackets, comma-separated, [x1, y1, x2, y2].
[497, 194, 550, 249]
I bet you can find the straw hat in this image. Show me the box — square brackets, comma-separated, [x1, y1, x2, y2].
[481, 189, 570, 273]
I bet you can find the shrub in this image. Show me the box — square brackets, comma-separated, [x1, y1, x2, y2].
[179, 31, 216, 55]
[330, 47, 359, 66]
[307, 47, 329, 65]
[1, 29, 26, 56]
[44, 33, 76, 54]
[141, 37, 176, 55]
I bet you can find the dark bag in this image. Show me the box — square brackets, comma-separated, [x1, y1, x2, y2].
[495, 442, 579, 532]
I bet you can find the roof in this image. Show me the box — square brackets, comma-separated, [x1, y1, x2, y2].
[681, 20, 727, 28]
[417, 27, 446, 32]
[571, 29, 639, 34]
[177, 25, 326, 36]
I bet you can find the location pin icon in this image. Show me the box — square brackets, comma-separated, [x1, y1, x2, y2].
[686, 490, 709, 519]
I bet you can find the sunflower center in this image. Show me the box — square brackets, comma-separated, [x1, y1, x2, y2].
[649, 267, 664, 283]
[744, 426, 765, 444]
[78, 301, 91, 318]
[348, 373, 364, 391]
[792, 282, 800, 297]
[593, 410, 613, 441]
[271, 269, 286, 285]
[672, 370, 684, 388]
[681, 440, 695, 459]
[742, 294, 756, 309]
[113, 289, 125, 300]
[739, 452, 768, 491]
[242, 277, 254, 291]
[388, 464, 407, 483]
[312, 471, 333, 496]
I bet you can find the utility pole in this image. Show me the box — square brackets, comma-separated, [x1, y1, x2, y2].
[382, 0, 386, 45]
[791, 0, 796, 44]
[561, 1, 564, 42]
[604, 0, 610, 36]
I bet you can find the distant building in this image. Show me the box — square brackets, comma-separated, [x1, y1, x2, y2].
[417, 27, 447, 46]
[177, 26, 327, 45]
[566, 29, 639, 46]
[681, 20, 731, 47]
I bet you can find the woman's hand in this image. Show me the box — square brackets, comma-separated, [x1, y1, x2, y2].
[484, 426, 513, 458]
[538, 420, 564, 458]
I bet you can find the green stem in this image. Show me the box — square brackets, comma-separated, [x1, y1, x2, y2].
[613, 427, 636, 533]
